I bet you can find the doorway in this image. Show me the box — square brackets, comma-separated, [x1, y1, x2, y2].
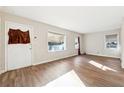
[5, 21, 33, 71]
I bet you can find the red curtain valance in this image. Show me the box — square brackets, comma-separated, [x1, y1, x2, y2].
[8, 28, 30, 44]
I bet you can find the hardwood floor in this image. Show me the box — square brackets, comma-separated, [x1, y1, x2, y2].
[0, 54, 123, 87]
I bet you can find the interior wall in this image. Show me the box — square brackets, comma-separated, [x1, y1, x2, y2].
[0, 14, 1, 72]
[121, 21, 124, 68]
[83, 29, 121, 58]
[0, 11, 84, 72]
[0, 12, 5, 73]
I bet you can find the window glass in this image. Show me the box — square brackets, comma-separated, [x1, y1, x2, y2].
[48, 32, 65, 52]
[105, 34, 118, 49]
[75, 37, 79, 49]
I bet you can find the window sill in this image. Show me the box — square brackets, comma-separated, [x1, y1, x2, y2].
[48, 49, 66, 52]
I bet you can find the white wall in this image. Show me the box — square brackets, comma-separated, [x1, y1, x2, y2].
[83, 29, 121, 58]
[0, 11, 84, 72]
[0, 12, 5, 74]
[0, 15, 1, 73]
[121, 22, 124, 68]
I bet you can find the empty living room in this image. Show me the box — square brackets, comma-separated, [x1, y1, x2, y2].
[1, 5, 124, 90]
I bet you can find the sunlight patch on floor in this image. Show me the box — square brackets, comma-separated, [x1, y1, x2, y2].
[45, 70, 86, 87]
[89, 60, 117, 72]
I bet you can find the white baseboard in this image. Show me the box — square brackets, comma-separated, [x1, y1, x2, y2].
[121, 58, 124, 68]
[86, 53, 120, 59]
[0, 70, 5, 75]
[33, 54, 77, 66]
[121, 62, 124, 68]
[0, 54, 77, 74]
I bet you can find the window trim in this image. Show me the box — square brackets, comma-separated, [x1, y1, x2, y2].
[75, 37, 79, 49]
[104, 33, 119, 50]
[47, 31, 66, 52]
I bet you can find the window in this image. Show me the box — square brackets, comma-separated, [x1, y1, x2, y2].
[48, 32, 65, 52]
[105, 34, 118, 49]
[75, 37, 79, 49]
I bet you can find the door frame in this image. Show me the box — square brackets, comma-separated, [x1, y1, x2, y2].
[5, 21, 33, 71]
[78, 36, 81, 55]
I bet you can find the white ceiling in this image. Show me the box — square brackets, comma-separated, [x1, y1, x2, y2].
[1, 6, 124, 33]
